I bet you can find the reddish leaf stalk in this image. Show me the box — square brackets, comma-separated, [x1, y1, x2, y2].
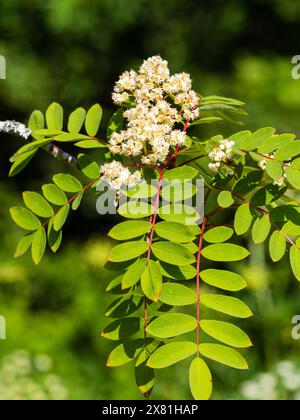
[144, 167, 164, 340]
[196, 217, 207, 355]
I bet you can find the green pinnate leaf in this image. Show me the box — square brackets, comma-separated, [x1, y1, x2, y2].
[159, 204, 200, 225]
[202, 243, 250, 262]
[108, 241, 148, 263]
[147, 342, 197, 369]
[161, 182, 197, 202]
[269, 230, 286, 262]
[189, 358, 212, 400]
[10, 207, 41, 231]
[234, 203, 253, 235]
[53, 174, 82, 193]
[109, 221, 151, 241]
[152, 241, 196, 266]
[23, 191, 54, 218]
[252, 215, 271, 244]
[42, 184, 67, 206]
[85, 104, 102, 137]
[159, 263, 197, 280]
[141, 260, 162, 302]
[200, 320, 252, 348]
[159, 283, 196, 306]
[68, 107, 86, 134]
[122, 182, 157, 199]
[199, 343, 248, 370]
[31, 227, 46, 265]
[146, 313, 197, 338]
[201, 294, 252, 318]
[203, 226, 234, 243]
[46, 102, 63, 130]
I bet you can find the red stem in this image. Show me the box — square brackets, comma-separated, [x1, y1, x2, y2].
[196, 217, 207, 355]
[146, 167, 164, 259]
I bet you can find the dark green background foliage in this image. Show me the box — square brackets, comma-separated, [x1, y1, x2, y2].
[1, 0, 300, 400]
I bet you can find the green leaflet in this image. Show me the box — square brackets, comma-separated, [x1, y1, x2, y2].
[189, 358, 212, 400]
[46, 102, 63, 131]
[42, 184, 67, 206]
[141, 260, 162, 302]
[118, 202, 154, 219]
[53, 204, 70, 231]
[154, 221, 196, 243]
[107, 109, 123, 138]
[159, 263, 197, 280]
[53, 173, 82, 193]
[31, 227, 46, 265]
[78, 154, 100, 179]
[234, 203, 253, 235]
[122, 259, 147, 289]
[29, 109, 44, 139]
[159, 204, 200, 225]
[164, 166, 198, 182]
[152, 241, 196, 265]
[274, 141, 300, 161]
[282, 221, 300, 236]
[269, 230, 286, 262]
[106, 339, 144, 367]
[105, 296, 143, 319]
[10, 207, 41, 231]
[147, 342, 197, 369]
[102, 317, 142, 341]
[75, 140, 106, 149]
[160, 182, 197, 202]
[285, 167, 300, 189]
[146, 313, 197, 338]
[14, 233, 34, 258]
[199, 343, 248, 370]
[217, 191, 234, 208]
[9, 149, 37, 177]
[251, 215, 271, 244]
[47, 219, 62, 253]
[233, 127, 275, 150]
[201, 269, 247, 291]
[203, 227, 234, 243]
[202, 243, 249, 261]
[290, 246, 300, 281]
[265, 160, 282, 180]
[257, 133, 296, 154]
[68, 107, 86, 134]
[201, 294, 252, 318]
[200, 320, 252, 348]
[108, 241, 148, 263]
[122, 182, 157, 199]
[23, 191, 54, 218]
[160, 283, 197, 306]
[85, 104, 102, 137]
[109, 221, 151, 240]
[135, 353, 156, 397]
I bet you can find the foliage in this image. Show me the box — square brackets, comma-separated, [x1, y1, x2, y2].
[3, 55, 300, 401]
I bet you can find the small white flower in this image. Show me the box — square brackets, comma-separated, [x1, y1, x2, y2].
[100, 161, 142, 192]
[0, 120, 31, 139]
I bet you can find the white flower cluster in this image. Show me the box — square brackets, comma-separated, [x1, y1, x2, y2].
[110, 56, 200, 165]
[0, 120, 31, 139]
[100, 161, 142, 192]
[258, 154, 289, 186]
[208, 139, 235, 175]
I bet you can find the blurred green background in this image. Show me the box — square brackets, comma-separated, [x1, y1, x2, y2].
[1, 0, 300, 400]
